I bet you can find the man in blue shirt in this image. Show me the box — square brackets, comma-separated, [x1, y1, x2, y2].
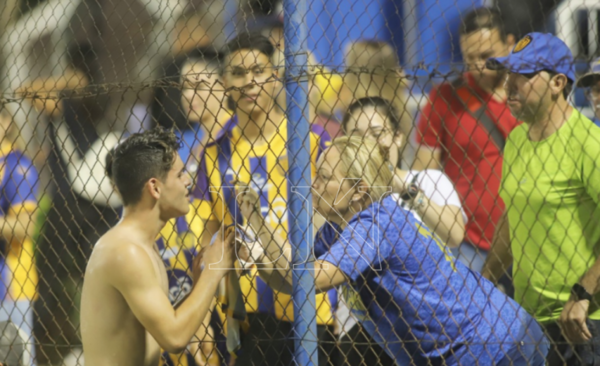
[577, 57, 600, 127]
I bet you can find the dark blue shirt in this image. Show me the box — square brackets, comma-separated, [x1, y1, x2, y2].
[318, 196, 538, 365]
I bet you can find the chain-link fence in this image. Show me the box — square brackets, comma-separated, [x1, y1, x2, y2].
[0, 0, 599, 365]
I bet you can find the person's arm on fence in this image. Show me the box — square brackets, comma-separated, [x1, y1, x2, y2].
[481, 212, 512, 285]
[16, 68, 88, 118]
[107, 230, 234, 353]
[238, 186, 346, 294]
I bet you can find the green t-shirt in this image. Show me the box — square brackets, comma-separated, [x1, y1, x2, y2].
[500, 109, 600, 323]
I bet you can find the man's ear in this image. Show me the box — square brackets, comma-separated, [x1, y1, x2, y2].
[147, 178, 161, 200]
[550, 73, 569, 98]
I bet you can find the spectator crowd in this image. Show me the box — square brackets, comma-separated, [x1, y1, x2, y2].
[1, 1, 600, 366]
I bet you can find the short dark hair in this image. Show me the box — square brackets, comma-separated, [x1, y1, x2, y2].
[460, 7, 507, 42]
[106, 127, 181, 206]
[220, 32, 275, 74]
[183, 46, 223, 75]
[342, 97, 402, 133]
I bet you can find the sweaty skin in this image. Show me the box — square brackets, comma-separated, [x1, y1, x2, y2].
[80, 228, 166, 366]
[81, 223, 234, 366]
[81, 155, 234, 366]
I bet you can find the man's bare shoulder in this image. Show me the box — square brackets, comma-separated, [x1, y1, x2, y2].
[88, 225, 155, 285]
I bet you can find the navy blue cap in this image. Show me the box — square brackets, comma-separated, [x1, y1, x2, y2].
[576, 57, 600, 88]
[486, 32, 575, 82]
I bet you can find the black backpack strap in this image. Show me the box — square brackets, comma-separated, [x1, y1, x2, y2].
[471, 105, 506, 151]
[454, 81, 506, 152]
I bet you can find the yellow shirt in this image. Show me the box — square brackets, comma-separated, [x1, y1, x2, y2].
[196, 116, 335, 325]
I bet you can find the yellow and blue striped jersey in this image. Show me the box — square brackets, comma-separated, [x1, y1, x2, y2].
[0, 143, 39, 301]
[194, 116, 336, 325]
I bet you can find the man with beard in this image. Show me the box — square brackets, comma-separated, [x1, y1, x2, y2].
[482, 32, 600, 365]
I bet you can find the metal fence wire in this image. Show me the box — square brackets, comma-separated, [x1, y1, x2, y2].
[0, 0, 599, 365]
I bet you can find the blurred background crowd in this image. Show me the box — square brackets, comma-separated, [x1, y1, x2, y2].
[0, 0, 598, 365]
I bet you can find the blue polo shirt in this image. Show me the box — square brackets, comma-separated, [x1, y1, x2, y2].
[318, 195, 542, 365]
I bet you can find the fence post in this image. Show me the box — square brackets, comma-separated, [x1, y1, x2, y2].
[283, 0, 318, 364]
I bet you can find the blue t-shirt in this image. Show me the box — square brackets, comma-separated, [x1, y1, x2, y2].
[318, 196, 535, 365]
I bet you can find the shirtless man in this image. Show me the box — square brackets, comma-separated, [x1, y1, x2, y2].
[80, 127, 234, 366]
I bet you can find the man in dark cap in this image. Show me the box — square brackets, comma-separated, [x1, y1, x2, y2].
[577, 57, 600, 127]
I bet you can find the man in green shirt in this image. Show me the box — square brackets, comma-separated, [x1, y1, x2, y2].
[482, 32, 600, 365]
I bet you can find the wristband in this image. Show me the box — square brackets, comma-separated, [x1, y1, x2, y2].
[400, 183, 420, 201]
[572, 283, 593, 302]
[412, 192, 426, 211]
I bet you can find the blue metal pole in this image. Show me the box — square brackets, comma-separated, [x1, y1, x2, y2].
[283, 0, 318, 364]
